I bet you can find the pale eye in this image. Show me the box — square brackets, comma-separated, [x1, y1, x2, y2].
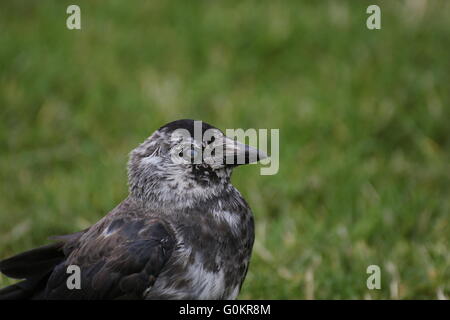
[173, 144, 201, 163]
[189, 148, 198, 159]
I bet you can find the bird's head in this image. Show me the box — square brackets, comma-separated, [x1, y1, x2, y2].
[127, 119, 267, 208]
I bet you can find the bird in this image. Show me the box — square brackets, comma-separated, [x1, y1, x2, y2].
[0, 119, 267, 300]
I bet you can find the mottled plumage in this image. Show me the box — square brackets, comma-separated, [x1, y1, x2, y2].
[0, 119, 266, 300]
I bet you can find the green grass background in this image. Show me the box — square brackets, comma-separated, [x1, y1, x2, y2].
[0, 0, 449, 299]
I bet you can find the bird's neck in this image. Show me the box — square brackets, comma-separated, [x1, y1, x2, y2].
[128, 176, 231, 211]
[128, 165, 234, 210]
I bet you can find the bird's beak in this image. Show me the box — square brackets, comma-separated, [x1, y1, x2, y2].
[221, 136, 268, 166]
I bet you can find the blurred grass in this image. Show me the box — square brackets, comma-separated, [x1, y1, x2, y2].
[0, 0, 449, 299]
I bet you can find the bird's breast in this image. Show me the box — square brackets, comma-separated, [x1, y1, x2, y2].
[147, 207, 254, 300]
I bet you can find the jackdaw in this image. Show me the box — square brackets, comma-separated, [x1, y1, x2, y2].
[0, 119, 267, 300]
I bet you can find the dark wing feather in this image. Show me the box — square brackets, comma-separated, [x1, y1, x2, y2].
[0, 243, 64, 279]
[0, 231, 85, 300]
[44, 217, 176, 300]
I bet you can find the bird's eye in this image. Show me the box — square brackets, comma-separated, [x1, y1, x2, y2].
[173, 144, 201, 164]
[207, 136, 215, 144]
